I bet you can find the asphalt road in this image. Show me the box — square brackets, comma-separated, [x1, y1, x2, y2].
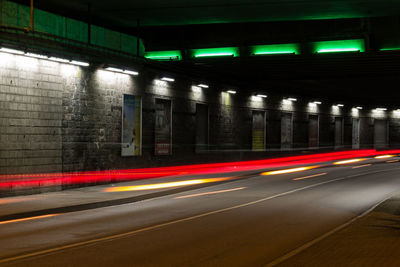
[1, 158, 400, 266]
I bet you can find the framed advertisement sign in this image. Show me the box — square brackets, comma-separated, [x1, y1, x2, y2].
[252, 111, 266, 150]
[121, 94, 142, 156]
[155, 98, 172, 155]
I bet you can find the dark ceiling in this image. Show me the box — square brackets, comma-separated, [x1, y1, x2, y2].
[17, 0, 400, 27]
[10, 0, 400, 102]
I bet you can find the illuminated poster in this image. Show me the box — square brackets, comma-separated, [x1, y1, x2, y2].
[155, 99, 172, 155]
[121, 94, 141, 156]
[252, 111, 265, 150]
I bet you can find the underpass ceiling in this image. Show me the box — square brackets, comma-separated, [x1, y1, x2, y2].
[8, 0, 400, 102]
[13, 0, 400, 27]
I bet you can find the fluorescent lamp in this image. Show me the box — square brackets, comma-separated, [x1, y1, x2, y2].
[106, 67, 122, 72]
[196, 53, 233, 57]
[49, 57, 69, 63]
[254, 51, 295, 55]
[25, 52, 48, 59]
[251, 43, 300, 56]
[256, 94, 267, 98]
[313, 101, 322, 105]
[144, 50, 182, 61]
[227, 90, 236, 94]
[198, 84, 209, 88]
[0, 47, 24, 55]
[124, 70, 139, 76]
[356, 106, 363, 110]
[287, 98, 297, 102]
[70, 60, 90, 67]
[161, 77, 175, 82]
[106, 67, 139, 75]
[337, 104, 344, 107]
[317, 48, 359, 53]
[376, 108, 387, 111]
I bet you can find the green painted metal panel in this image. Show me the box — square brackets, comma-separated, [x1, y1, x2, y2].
[66, 18, 88, 43]
[34, 8, 66, 37]
[1, 0, 30, 28]
[0, 0, 143, 56]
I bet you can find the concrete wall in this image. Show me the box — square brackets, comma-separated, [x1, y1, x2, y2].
[1, 52, 400, 177]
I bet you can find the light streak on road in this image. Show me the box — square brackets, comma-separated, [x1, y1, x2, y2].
[292, 173, 327, 181]
[333, 159, 366, 165]
[0, 214, 59, 225]
[174, 187, 246, 199]
[386, 160, 400, 163]
[374, 155, 395, 159]
[352, 164, 372, 169]
[104, 177, 232, 192]
[0, 197, 35, 205]
[261, 166, 318, 176]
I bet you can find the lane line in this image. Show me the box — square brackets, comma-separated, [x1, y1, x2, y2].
[386, 160, 399, 163]
[1, 166, 399, 264]
[352, 164, 372, 169]
[174, 187, 246, 199]
[0, 214, 59, 225]
[292, 173, 327, 181]
[265, 191, 397, 267]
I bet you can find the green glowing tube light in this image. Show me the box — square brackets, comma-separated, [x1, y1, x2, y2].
[313, 39, 365, 53]
[145, 50, 182, 61]
[380, 47, 400, 51]
[192, 47, 239, 58]
[251, 43, 300, 55]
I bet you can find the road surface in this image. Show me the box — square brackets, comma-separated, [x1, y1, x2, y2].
[1, 157, 400, 266]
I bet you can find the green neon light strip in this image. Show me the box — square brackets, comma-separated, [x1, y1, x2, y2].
[313, 39, 365, 53]
[144, 50, 182, 60]
[252, 43, 300, 55]
[318, 48, 359, 53]
[192, 47, 239, 58]
[380, 48, 400, 51]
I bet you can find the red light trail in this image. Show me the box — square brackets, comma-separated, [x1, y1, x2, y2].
[0, 149, 398, 190]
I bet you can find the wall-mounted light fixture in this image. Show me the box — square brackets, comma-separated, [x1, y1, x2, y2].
[161, 77, 175, 82]
[287, 98, 297, 102]
[227, 90, 237, 94]
[0, 47, 90, 67]
[313, 101, 322, 105]
[375, 108, 387, 111]
[356, 106, 363, 110]
[256, 94, 267, 98]
[198, 84, 209, 88]
[336, 104, 344, 107]
[105, 67, 139, 76]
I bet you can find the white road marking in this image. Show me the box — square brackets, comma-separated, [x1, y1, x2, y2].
[352, 164, 372, 169]
[1, 167, 399, 264]
[292, 173, 327, 181]
[174, 187, 246, 199]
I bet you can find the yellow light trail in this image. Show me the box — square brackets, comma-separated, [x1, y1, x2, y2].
[104, 177, 232, 192]
[333, 159, 365, 165]
[292, 173, 327, 181]
[174, 187, 246, 199]
[261, 166, 318, 176]
[374, 155, 395, 159]
[0, 214, 59, 225]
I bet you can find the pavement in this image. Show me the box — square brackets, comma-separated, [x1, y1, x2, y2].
[276, 192, 400, 267]
[0, 156, 400, 266]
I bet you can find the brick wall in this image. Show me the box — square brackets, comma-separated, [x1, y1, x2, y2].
[1, 52, 400, 178]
